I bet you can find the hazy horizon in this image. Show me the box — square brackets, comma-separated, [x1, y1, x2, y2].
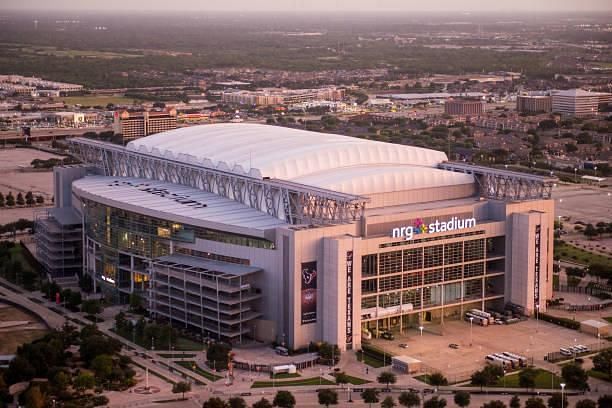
[1, 0, 611, 13]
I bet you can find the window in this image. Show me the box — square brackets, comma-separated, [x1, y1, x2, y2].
[464, 279, 482, 300]
[361, 296, 377, 309]
[403, 248, 423, 271]
[444, 242, 463, 265]
[444, 265, 463, 281]
[380, 275, 402, 292]
[379, 251, 402, 275]
[464, 239, 485, 261]
[403, 272, 422, 288]
[424, 268, 443, 285]
[361, 279, 378, 294]
[362, 254, 378, 277]
[444, 282, 462, 304]
[464, 262, 484, 278]
[402, 289, 421, 308]
[424, 245, 443, 268]
[379, 292, 401, 308]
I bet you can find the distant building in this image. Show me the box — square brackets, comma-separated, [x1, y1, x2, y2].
[113, 109, 177, 141]
[444, 98, 485, 116]
[516, 93, 552, 114]
[221, 87, 344, 106]
[551, 89, 610, 117]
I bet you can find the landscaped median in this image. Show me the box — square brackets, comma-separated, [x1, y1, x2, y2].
[175, 360, 222, 382]
[251, 377, 335, 388]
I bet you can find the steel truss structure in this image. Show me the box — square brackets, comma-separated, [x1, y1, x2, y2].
[68, 138, 369, 225]
[439, 162, 557, 201]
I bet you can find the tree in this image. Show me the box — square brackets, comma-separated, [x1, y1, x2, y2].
[381, 396, 396, 408]
[361, 389, 380, 408]
[129, 292, 143, 311]
[377, 371, 397, 390]
[24, 385, 45, 408]
[584, 223, 598, 239]
[172, 381, 191, 400]
[598, 395, 612, 408]
[203, 397, 229, 408]
[398, 391, 420, 408]
[519, 367, 537, 390]
[25, 191, 34, 205]
[273, 390, 296, 408]
[73, 372, 95, 394]
[207, 342, 232, 370]
[81, 299, 102, 315]
[428, 372, 448, 386]
[335, 371, 350, 386]
[525, 397, 546, 408]
[16, 192, 25, 206]
[453, 391, 470, 408]
[547, 393, 568, 408]
[575, 399, 596, 408]
[317, 389, 338, 407]
[228, 397, 247, 408]
[423, 396, 446, 408]
[252, 398, 273, 408]
[471, 365, 503, 390]
[318, 342, 341, 364]
[561, 363, 589, 391]
[6, 192, 15, 207]
[593, 349, 612, 379]
[52, 371, 70, 392]
[91, 354, 113, 381]
[0, 192, 4, 207]
[483, 402, 507, 408]
[510, 395, 521, 408]
[36, 195, 44, 204]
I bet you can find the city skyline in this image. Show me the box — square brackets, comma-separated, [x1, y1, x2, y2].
[2, 0, 612, 12]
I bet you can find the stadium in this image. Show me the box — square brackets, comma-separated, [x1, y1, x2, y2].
[57, 123, 556, 351]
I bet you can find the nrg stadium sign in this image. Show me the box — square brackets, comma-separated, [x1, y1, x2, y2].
[392, 217, 477, 241]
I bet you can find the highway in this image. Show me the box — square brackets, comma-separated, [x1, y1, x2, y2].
[0, 126, 112, 142]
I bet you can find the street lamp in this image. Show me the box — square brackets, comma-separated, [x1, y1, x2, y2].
[560, 383, 566, 408]
[469, 317, 474, 346]
[419, 326, 424, 337]
[573, 168, 577, 183]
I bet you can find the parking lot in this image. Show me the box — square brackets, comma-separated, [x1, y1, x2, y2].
[369, 318, 603, 381]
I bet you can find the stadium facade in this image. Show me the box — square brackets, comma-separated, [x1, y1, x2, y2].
[61, 123, 556, 351]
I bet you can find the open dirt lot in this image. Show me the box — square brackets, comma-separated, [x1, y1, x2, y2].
[369, 319, 605, 382]
[0, 303, 48, 354]
[553, 184, 612, 226]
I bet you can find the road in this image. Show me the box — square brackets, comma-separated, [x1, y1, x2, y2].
[0, 126, 111, 142]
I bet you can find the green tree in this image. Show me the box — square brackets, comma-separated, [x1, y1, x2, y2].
[207, 342, 232, 370]
[228, 397, 247, 408]
[483, 402, 507, 408]
[25, 191, 34, 205]
[428, 372, 448, 386]
[377, 371, 397, 390]
[172, 381, 191, 400]
[16, 192, 25, 206]
[423, 396, 446, 408]
[317, 389, 338, 407]
[318, 342, 341, 365]
[510, 395, 521, 408]
[598, 395, 612, 408]
[575, 399, 596, 408]
[0, 192, 4, 207]
[519, 368, 537, 391]
[203, 397, 229, 408]
[36, 195, 44, 204]
[252, 398, 273, 408]
[73, 372, 95, 394]
[52, 371, 70, 392]
[453, 391, 470, 408]
[24, 385, 45, 408]
[91, 354, 113, 380]
[593, 349, 612, 379]
[584, 223, 598, 239]
[398, 391, 420, 408]
[561, 363, 589, 391]
[6, 192, 15, 207]
[335, 371, 350, 386]
[547, 393, 568, 408]
[361, 389, 380, 408]
[129, 292, 143, 311]
[81, 299, 102, 315]
[381, 396, 396, 408]
[273, 390, 296, 408]
[525, 397, 546, 408]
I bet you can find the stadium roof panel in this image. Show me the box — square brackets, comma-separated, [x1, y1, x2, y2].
[73, 176, 287, 236]
[125, 123, 467, 196]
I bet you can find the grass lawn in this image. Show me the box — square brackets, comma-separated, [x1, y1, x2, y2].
[492, 369, 563, 389]
[337, 374, 371, 385]
[59, 96, 142, 107]
[271, 372, 300, 379]
[175, 361, 222, 382]
[555, 241, 612, 269]
[251, 377, 334, 388]
[173, 336, 205, 351]
[588, 369, 611, 382]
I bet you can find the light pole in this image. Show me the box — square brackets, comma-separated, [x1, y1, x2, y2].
[419, 325, 424, 337]
[469, 317, 473, 346]
[598, 332, 602, 351]
[574, 168, 577, 183]
[560, 383, 566, 408]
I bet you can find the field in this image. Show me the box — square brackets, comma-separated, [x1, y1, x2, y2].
[175, 361, 222, 382]
[59, 96, 142, 107]
[251, 376, 335, 388]
[555, 241, 612, 269]
[492, 369, 563, 389]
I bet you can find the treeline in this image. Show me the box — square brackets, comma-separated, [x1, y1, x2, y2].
[0, 191, 45, 207]
[31, 157, 79, 169]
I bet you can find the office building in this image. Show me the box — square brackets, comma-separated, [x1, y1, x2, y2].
[113, 109, 177, 141]
[444, 98, 486, 116]
[221, 87, 344, 106]
[516, 93, 552, 114]
[551, 89, 611, 117]
[62, 124, 556, 350]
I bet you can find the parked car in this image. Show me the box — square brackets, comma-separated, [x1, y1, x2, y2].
[449, 343, 460, 349]
[381, 331, 395, 340]
[399, 343, 408, 349]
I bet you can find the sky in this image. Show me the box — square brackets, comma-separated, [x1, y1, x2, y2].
[1, 0, 611, 12]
